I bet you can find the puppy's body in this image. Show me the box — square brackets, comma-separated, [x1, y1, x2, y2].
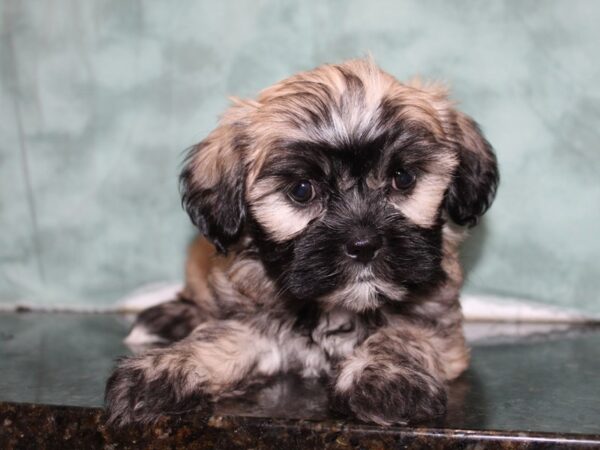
[105, 60, 498, 426]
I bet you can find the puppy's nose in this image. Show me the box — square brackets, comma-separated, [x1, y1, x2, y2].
[345, 234, 382, 263]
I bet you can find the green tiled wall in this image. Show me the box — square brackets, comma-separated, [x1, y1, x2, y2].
[1, 1, 599, 313]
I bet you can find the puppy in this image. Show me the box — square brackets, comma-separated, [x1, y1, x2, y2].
[105, 59, 498, 426]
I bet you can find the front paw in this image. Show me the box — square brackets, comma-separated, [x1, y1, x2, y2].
[125, 299, 205, 348]
[104, 354, 210, 427]
[331, 364, 447, 425]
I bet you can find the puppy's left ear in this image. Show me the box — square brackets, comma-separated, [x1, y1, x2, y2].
[444, 112, 499, 227]
[180, 101, 255, 253]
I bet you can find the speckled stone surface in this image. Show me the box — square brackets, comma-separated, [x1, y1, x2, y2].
[1, 313, 600, 449]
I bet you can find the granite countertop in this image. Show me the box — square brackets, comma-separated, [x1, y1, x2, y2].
[1, 312, 599, 449]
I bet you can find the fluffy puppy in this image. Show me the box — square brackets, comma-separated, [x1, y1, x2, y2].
[105, 59, 498, 426]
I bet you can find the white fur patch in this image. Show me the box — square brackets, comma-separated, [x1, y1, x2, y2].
[323, 281, 380, 312]
[256, 346, 284, 376]
[124, 325, 165, 345]
[393, 174, 449, 228]
[335, 356, 370, 392]
[322, 268, 406, 312]
[250, 193, 314, 242]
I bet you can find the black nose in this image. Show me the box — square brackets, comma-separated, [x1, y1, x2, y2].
[345, 234, 383, 263]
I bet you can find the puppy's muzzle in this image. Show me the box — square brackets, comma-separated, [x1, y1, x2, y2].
[345, 231, 382, 263]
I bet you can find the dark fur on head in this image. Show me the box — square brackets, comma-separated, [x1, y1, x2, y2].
[106, 59, 498, 427]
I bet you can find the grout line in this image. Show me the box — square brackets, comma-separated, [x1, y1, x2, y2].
[4, 4, 46, 282]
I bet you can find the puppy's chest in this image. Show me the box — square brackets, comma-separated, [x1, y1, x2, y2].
[309, 309, 370, 360]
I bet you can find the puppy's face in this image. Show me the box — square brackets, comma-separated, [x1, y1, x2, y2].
[181, 60, 498, 312]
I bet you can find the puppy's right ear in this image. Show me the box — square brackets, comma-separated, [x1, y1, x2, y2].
[180, 101, 255, 253]
[443, 112, 499, 228]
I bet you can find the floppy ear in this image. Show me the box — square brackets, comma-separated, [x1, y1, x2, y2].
[444, 112, 499, 227]
[180, 102, 254, 253]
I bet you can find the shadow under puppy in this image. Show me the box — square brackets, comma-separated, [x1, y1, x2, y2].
[105, 59, 498, 426]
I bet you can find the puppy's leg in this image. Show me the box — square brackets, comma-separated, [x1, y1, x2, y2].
[105, 320, 281, 426]
[331, 324, 467, 425]
[125, 298, 208, 346]
[125, 237, 223, 347]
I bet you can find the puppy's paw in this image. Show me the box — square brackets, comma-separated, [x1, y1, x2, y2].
[126, 299, 205, 346]
[104, 353, 210, 427]
[331, 364, 447, 425]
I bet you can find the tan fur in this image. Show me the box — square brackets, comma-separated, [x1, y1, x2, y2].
[106, 59, 497, 427]
[242, 60, 452, 186]
[183, 59, 471, 239]
[392, 173, 451, 227]
[247, 178, 323, 242]
[180, 57, 472, 384]
[181, 237, 218, 312]
[189, 101, 255, 189]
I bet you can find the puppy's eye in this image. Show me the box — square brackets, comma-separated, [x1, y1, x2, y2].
[289, 180, 314, 203]
[392, 169, 416, 190]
